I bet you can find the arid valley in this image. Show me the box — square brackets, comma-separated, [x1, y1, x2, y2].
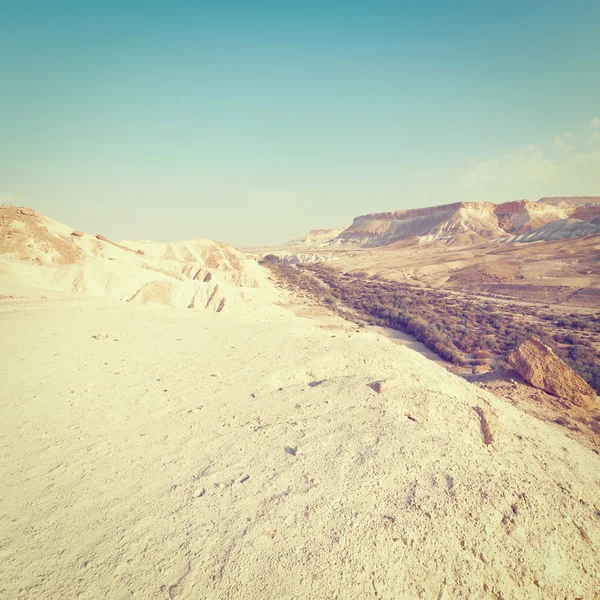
[4, 3, 600, 597]
[1, 198, 600, 599]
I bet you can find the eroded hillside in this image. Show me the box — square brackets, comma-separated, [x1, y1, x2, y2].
[0, 205, 276, 312]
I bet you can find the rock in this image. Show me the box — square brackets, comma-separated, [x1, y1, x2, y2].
[474, 405, 500, 446]
[369, 379, 398, 393]
[17, 207, 35, 216]
[472, 364, 492, 375]
[96, 234, 107, 241]
[168, 585, 183, 598]
[39, 225, 48, 232]
[136, 249, 145, 255]
[71, 230, 84, 237]
[508, 337, 597, 410]
[93, 332, 109, 340]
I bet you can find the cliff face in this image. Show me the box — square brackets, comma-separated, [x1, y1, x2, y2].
[494, 200, 572, 234]
[299, 198, 600, 249]
[335, 202, 505, 247]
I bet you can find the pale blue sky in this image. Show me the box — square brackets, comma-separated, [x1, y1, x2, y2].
[1, 1, 599, 246]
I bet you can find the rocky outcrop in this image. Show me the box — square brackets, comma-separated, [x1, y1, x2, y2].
[369, 379, 398, 393]
[17, 207, 36, 216]
[508, 337, 597, 410]
[334, 202, 507, 247]
[96, 234, 107, 241]
[71, 230, 84, 237]
[473, 405, 500, 446]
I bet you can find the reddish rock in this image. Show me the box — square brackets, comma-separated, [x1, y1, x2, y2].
[96, 234, 107, 241]
[472, 364, 492, 375]
[508, 337, 597, 410]
[17, 207, 35, 216]
[71, 230, 84, 237]
[136, 249, 145, 255]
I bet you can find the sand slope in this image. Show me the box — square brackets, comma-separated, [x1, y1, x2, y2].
[1, 298, 599, 599]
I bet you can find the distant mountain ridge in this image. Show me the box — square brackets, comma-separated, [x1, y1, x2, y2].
[286, 228, 346, 247]
[288, 197, 600, 248]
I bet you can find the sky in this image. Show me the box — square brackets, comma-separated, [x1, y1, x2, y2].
[1, 1, 599, 246]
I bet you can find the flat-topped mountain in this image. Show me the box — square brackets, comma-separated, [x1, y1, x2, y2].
[289, 197, 600, 248]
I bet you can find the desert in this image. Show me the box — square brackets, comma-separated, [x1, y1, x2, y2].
[1, 203, 600, 599]
[3, 3, 600, 598]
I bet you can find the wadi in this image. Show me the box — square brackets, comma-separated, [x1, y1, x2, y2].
[1, 200, 599, 599]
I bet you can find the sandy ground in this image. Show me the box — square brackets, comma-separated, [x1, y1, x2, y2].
[1, 297, 600, 599]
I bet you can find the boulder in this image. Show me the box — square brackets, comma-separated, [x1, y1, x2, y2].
[369, 379, 398, 394]
[71, 230, 84, 237]
[508, 337, 597, 410]
[96, 234, 107, 241]
[136, 249, 145, 255]
[472, 364, 492, 375]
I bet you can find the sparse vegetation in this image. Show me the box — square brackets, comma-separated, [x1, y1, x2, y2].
[263, 260, 600, 393]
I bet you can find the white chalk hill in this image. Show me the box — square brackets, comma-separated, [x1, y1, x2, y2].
[0, 206, 276, 311]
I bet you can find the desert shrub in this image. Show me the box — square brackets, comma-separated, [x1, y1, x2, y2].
[269, 262, 600, 387]
[562, 333, 580, 345]
[473, 358, 490, 366]
[260, 254, 280, 264]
